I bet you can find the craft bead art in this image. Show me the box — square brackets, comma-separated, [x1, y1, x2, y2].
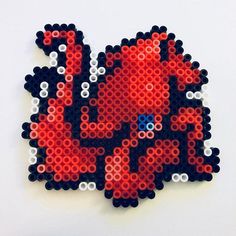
[22, 24, 220, 207]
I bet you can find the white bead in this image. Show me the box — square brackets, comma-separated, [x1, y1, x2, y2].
[30, 106, 39, 114]
[40, 81, 49, 90]
[81, 90, 89, 98]
[89, 66, 97, 75]
[81, 82, 90, 90]
[57, 66, 65, 75]
[87, 182, 96, 191]
[49, 59, 57, 67]
[186, 91, 194, 99]
[204, 148, 212, 156]
[58, 44, 67, 52]
[194, 91, 202, 99]
[146, 123, 154, 131]
[90, 52, 97, 59]
[97, 67, 106, 75]
[204, 140, 211, 148]
[29, 147, 37, 156]
[28, 156, 37, 165]
[90, 59, 98, 67]
[89, 74, 98, 83]
[172, 173, 181, 182]
[79, 182, 88, 191]
[180, 173, 189, 182]
[49, 51, 58, 59]
[39, 90, 48, 98]
[31, 97, 40, 106]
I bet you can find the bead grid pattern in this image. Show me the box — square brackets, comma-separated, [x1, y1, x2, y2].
[22, 24, 220, 207]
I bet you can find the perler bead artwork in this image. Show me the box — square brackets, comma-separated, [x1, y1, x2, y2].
[22, 24, 220, 207]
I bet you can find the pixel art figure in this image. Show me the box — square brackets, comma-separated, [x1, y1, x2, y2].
[22, 24, 220, 207]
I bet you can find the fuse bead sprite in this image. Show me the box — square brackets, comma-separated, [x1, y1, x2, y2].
[22, 24, 220, 207]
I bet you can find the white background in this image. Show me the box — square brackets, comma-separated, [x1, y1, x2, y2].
[0, 0, 235, 235]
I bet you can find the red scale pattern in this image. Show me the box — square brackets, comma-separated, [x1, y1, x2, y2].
[23, 26, 219, 206]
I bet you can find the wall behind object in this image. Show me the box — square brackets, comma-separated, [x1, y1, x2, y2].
[0, 0, 235, 235]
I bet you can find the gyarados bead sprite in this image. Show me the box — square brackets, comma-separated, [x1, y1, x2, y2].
[22, 24, 220, 207]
